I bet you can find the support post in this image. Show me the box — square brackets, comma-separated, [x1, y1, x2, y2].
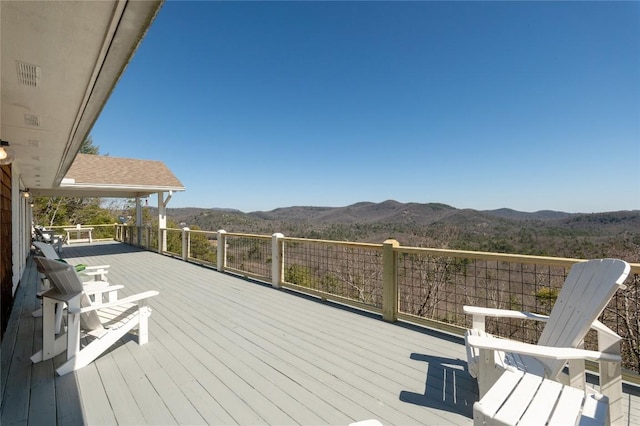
[382, 239, 399, 322]
[158, 191, 172, 253]
[272, 233, 284, 288]
[217, 230, 227, 272]
[136, 196, 143, 246]
[182, 227, 190, 261]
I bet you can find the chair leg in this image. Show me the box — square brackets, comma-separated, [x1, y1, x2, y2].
[56, 319, 140, 376]
[600, 359, 622, 425]
[478, 348, 502, 397]
[138, 304, 151, 345]
[35, 297, 65, 362]
[598, 332, 623, 425]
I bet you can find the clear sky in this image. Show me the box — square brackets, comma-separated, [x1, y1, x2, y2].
[91, 1, 640, 213]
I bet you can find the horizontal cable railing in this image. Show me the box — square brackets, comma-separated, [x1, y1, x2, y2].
[222, 232, 272, 280]
[395, 247, 581, 334]
[281, 237, 384, 310]
[163, 228, 183, 258]
[113, 225, 640, 376]
[185, 229, 217, 266]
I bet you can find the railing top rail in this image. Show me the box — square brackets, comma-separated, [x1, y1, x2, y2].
[224, 232, 271, 240]
[47, 223, 117, 229]
[186, 229, 217, 235]
[397, 245, 640, 273]
[284, 236, 383, 249]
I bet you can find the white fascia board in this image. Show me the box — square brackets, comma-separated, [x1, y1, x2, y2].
[59, 183, 185, 192]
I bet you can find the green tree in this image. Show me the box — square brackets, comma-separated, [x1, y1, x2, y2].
[188, 225, 216, 263]
[535, 287, 559, 314]
[79, 135, 101, 155]
[285, 264, 314, 287]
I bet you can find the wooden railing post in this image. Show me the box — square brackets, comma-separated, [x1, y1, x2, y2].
[158, 228, 165, 253]
[217, 230, 227, 272]
[382, 239, 399, 322]
[272, 233, 284, 288]
[182, 227, 190, 261]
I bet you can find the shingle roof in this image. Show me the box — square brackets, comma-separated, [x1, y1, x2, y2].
[45, 153, 186, 198]
[66, 154, 184, 188]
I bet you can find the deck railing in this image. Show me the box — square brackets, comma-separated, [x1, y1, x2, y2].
[115, 225, 640, 376]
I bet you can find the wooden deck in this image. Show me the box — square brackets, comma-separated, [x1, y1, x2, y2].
[1, 241, 638, 425]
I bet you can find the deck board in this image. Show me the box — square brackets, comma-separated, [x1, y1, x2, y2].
[28, 358, 56, 426]
[74, 362, 117, 425]
[1, 260, 38, 426]
[2, 241, 639, 425]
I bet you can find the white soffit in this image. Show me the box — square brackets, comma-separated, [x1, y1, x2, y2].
[1, 0, 163, 192]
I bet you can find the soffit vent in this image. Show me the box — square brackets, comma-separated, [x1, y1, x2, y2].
[24, 114, 40, 127]
[28, 140, 40, 148]
[16, 61, 41, 87]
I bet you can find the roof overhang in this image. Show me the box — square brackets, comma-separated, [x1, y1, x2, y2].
[31, 185, 179, 199]
[30, 153, 185, 198]
[1, 0, 164, 193]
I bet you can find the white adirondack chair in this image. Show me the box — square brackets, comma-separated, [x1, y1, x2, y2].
[33, 240, 110, 282]
[32, 241, 112, 330]
[464, 258, 630, 424]
[31, 256, 158, 376]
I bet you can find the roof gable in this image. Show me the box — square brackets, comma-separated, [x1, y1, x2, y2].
[66, 154, 184, 188]
[32, 154, 185, 198]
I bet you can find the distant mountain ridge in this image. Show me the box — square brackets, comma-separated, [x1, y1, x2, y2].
[247, 200, 578, 224]
[165, 200, 638, 227]
[250, 200, 461, 224]
[159, 200, 640, 260]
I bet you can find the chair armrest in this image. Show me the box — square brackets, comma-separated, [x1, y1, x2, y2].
[72, 291, 159, 314]
[42, 289, 82, 303]
[82, 270, 109, 277]
[463, 305, 549, 330]
[466, 335, 621, 363]
[83, 265, 110, 271]
[591, 320, 622, 340]
[83, 284, 124, 296]
[463, 306, 550, 322]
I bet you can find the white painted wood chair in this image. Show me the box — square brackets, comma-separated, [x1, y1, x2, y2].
[32, 241, 113, 331]
[33, 240, 110, 282]
[464, 258, 630, 424]
[31, 256, 159, 376]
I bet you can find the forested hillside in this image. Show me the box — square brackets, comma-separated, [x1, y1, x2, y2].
[161, 201, 640, 263]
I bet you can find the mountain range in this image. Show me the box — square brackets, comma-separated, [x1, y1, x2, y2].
[157, 200, 639, 261]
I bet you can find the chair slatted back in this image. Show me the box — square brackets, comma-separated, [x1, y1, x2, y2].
[33, 241, 59, 259]
[34, 256, 104, 332]
[539, 258, 630, 378]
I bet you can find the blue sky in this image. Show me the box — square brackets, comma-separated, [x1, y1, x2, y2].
[91, 1, 640, 213]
